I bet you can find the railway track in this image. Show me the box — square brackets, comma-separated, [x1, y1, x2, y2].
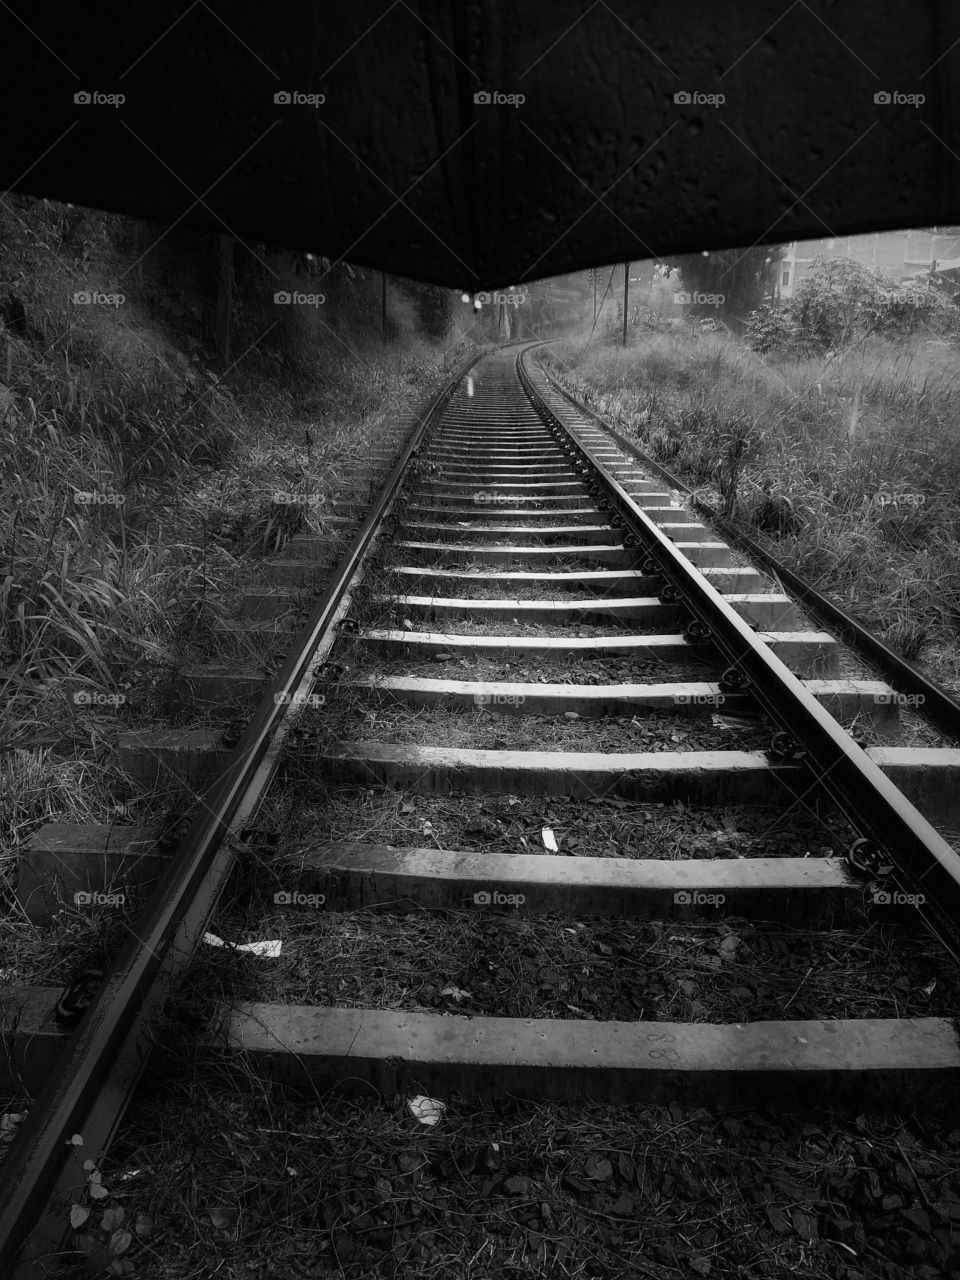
[4, 340, 960, 1272]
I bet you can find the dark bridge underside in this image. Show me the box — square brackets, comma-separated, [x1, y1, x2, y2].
[2, 1, 959, 287]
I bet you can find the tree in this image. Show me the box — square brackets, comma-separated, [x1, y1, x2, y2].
[663, 245, 784, 320]
[747, 255, 960, 354]
[397, 280, 454, 339]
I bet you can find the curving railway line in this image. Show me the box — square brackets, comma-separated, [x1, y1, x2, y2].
[3, 341, 960, 1273]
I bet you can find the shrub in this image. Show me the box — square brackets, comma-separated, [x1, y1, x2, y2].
[747, 257, 960, 355]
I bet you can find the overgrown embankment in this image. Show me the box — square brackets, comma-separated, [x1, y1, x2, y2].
[0, 192, 479, 861]
[541, 258, 960, 695]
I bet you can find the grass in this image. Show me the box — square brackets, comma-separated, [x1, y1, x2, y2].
[7, 238, 960, 1280]
[540, 325, 960, 697]
[0, 193, 482, 1063]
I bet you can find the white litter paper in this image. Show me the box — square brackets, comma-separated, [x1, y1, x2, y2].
[541, 826, 559, 852]
[408, 1095, 446, 1126]
[203, 932, 282, 958]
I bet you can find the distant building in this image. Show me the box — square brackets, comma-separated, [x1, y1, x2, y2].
[777, 229, 960, 299]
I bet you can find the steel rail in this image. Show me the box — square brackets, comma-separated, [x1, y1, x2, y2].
[0, 348, 485, 1276]
[516, 342, 960, 955]
[537, 354, 960, 743]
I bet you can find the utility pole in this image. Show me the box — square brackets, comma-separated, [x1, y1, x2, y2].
[214, 235, 234, 370]
[622, 261, 629, 347]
